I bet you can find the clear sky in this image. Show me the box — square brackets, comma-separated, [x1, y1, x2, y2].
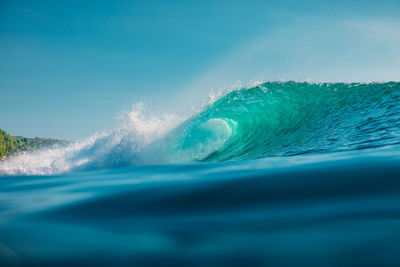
[1, 0, 400, 139]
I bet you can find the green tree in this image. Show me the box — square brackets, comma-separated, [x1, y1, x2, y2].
[0, 128, 70, 159]
[0, 129, 16, 159]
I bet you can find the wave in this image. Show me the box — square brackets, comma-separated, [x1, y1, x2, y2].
[171, 81, 400, 161]
[1, 81, 400, 175]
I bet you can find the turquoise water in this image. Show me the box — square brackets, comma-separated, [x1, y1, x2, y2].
[1, 82, 400, 266]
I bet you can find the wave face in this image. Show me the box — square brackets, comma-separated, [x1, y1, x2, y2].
[163, 81, 400, 162]
[1, 81, 400, 175]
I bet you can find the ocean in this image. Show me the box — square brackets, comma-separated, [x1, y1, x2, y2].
[1, 81, 400, 266]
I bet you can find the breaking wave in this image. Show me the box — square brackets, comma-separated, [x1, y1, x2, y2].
[1, 81, 400, 175]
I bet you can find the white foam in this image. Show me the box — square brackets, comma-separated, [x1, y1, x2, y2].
[0, 104, 183, 176]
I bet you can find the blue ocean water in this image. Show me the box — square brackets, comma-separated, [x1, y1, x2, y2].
[1, 82, 400, 266]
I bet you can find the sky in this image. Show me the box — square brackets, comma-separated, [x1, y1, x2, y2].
[1, 0, 400, 139]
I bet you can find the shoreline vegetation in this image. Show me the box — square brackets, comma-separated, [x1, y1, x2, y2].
[0, 128, 69, 160]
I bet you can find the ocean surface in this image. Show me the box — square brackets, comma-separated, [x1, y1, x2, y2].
[1, 81, 400, 266]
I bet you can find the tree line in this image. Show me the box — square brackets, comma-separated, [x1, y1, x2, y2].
[0, 128, 69, 159]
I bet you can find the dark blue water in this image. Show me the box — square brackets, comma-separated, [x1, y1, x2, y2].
[1, 82, 400, 266]
[1, 146, 400, 266]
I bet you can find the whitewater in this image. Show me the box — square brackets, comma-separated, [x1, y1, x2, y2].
[1, 81, 400, 266]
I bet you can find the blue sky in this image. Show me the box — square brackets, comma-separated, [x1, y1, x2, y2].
[1, 0, 400, 139]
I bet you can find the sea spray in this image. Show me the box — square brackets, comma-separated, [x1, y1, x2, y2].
[0, 103, 183, 175]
